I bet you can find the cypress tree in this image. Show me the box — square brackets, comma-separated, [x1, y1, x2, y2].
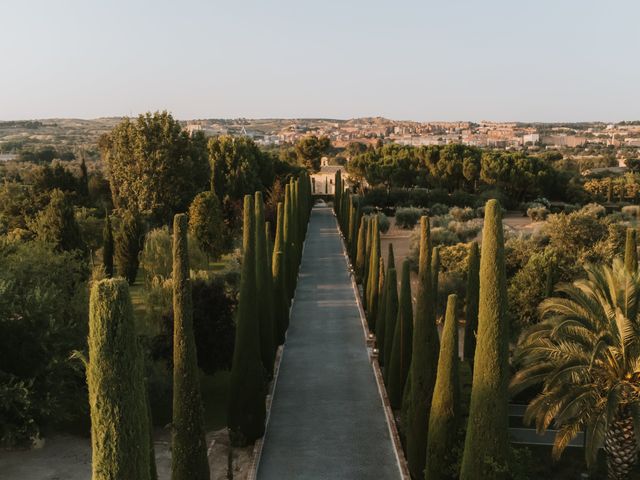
[271, 202, 289, 345]
[348, 197, 357, 259]
[102, 212, 114, 278]
[383, 267, 399, 379]
[460, 199, 509, 479]
[33, 188, 84, 252]
[431, 246, 440, 320]
[387, 259, 413, 409]
[79, 154, 89, 197]
[363, 216, 372, 299]
[404, 216, 440, 479]
[228, 195, 266, 445]
[366, 215, 380, 330]
[625, 227, 638, 273]
[425, 294, 461, 480]
[374, 259, 386, 353]
[87, 279, 151, 480]
[350, 199, 361, 261]
[334, 170, 342, 216]
[283, 184, 294, 300]
[463, 241, 480, 369]
[325, 176, 328, 194]
[272, 202, 289, 344]
[375, 244, 395, 364]
[355, 216, 368, 283]
[255, 192, 276, 377]
[171, 214, 210, 480]
[115, 209, 144, 284]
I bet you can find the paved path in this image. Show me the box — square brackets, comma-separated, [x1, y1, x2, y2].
[257, 206, 402, 480]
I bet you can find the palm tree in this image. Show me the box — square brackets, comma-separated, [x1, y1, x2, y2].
[510, 259, 640, 480]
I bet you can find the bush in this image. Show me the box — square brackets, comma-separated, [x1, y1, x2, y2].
[526, 204, 549, 222]
[622, 205, 640, 219]
[449, 190, 476, 207]
[448, 219, 482, 242]
[428, 203, 449, 216]
[395, 207, 424, 229]
[431, 227, 460, 246]
[449, 206, 476, 222]
[0, 241, 89, 446]
[579, 202, 606, 218]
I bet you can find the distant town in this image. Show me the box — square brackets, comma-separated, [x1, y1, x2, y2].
[1, 117, 639, 166]
[182, 117, 640, 149]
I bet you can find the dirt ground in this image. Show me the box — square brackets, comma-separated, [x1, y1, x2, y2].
[0, 428, 253, 480]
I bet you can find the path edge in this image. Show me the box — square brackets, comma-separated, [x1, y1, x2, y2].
[335, 209, 411, 480]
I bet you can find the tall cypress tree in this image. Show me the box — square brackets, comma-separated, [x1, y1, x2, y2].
[355, 216, 368, 283]
[366, 215, 380, 330]
[334, 170, 342, 216]
[383, 267, 399, 379]
[171, 214, 210, 480]
[349, 199, 360, 261]
[79, 154, 89, 197]
[255, 192, 276, 377]
[115, 209, 144, 284]
[463, 241, 480, 368]
[375, 244, 395, 365]
[387, 259, 413, 409]
[283, 184, 295, 300]
[87, 279, 151, 480]
[625, 227, 638, 273]
[228, 195, 266, 445]
[347, 197, 357, 259]
[363, 216, 373, 300]
[102, 212, 114, 278]
[404, 216, 439, 479]
[431, 246, 440, 320]
[272, 202, 289, 345]
[425, 294, 461, 480]
[460, 199, 510, 479]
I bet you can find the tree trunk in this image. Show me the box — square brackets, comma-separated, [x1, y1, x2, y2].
[604, 415, 638, 480]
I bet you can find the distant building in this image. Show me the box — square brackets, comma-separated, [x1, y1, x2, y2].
[310, 164, 351, 195]
[0, 153, 18, 162]
[540, 135, 586, 147]
[522, 133, 540, 145]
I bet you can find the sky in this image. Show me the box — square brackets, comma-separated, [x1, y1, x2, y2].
[1, 0, 639, 122]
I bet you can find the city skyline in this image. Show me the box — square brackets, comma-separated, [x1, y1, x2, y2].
[1, 0, 639, 122]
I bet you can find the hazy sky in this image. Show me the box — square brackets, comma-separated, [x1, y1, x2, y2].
[1, 0, 638, 122]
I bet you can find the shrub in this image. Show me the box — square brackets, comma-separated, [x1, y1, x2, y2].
[0, 241, 89, 446]
[622, 205, 640, 219]
[428, 203, 449, 216]
[449, 206, 475, 222]
[431, 227, 460, 246]
[395, 207, 424, 229]
[448, 219, 482, 242]
[449, 190, 476, 207]
[526, 204, 549, 222]
[579, 202, 606, 218]
[374, 213, 390, 233]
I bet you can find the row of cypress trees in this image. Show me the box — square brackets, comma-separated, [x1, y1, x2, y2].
[87, 213, 209, 480]
[228, 172, 312, 446]
[85, 172, 313, 479]
[334, 177, 511, 479]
